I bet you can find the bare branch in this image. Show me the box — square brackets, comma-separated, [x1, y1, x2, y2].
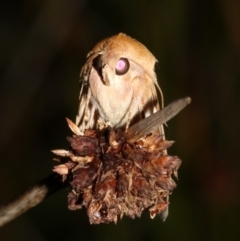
[0, 174, 65, 227]
[126, 97, 191, 143]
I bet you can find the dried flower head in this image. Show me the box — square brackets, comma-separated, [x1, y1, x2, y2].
[52, 118, 181, 224]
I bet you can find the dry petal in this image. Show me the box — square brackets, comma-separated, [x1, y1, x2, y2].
[51, 149, 70, 156]
[70, 155, 93, 164]
[149, 202, 169, 219]
[66, 118, 83, 135]
[53, 164, 69, 175]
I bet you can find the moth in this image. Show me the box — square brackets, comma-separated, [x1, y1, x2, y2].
[76, 33, 164, 135]
[75, 33, 168, 220]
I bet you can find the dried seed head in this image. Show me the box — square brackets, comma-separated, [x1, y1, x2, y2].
[52, 120, 181, 224]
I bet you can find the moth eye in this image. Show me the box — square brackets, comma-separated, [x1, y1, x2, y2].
[92, 55, 102, 71]
[115, 58, 130, 75]
[92, 55, 103, 79]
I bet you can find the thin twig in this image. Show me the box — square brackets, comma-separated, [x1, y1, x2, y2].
[0, 97, 191, 228]
[126, 97, 191, 143]
[0, 174, 66, 227]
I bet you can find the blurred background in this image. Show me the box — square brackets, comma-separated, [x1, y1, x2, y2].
[0, 0, 239, 240]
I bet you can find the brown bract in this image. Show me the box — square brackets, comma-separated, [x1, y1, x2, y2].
[52, 120, 181, 224]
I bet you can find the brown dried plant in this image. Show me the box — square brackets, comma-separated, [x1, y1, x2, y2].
[52, 118, 181, 224]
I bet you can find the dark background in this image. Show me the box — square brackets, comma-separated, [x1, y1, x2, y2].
[0, 0, 239, 240]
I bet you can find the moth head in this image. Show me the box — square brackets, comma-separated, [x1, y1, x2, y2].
[88, 33, 157, 86]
